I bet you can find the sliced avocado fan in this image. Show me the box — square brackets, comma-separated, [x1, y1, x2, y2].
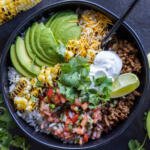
[10, 44, 33, 77]
[15, 36, 40, 76]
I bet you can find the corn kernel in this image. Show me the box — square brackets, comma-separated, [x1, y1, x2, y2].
[14, 96, 28, 111]
[38, 74, 45, 82]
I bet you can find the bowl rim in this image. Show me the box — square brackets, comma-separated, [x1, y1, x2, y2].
[0, 0, 149, 149]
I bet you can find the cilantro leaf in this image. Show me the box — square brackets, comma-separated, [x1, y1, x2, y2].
[10, 135, 30, 150]
[128, 139, 145, 150]
[59, 72, 80, 87]
[58, 82, 77, 103]
[94, 76, 112, 101]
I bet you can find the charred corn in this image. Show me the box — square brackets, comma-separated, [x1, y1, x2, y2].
[0, 0, 41, 25]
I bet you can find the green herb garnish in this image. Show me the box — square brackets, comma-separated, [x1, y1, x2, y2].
[58, 56, 112, 108]
[128, 138, 146, 150]
[49, 104, 56, 109]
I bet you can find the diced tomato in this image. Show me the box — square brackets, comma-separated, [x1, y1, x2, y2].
[65, 110, 69, 117]
[60, 95, 66, 103]
[71, 114, 79, 123]
[54, 95, 60, 104]
[71, 104, 76, 111]
[66, 118, 72, 125]
[83, 134, 89, 143]
[81, 102, 88, 110]
[73, 127, 85, 135]
[75, 98, 81, 106]
[81, 115, 88, 127]
[47, 88, 53, 98]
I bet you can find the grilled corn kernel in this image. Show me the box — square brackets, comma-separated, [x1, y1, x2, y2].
[46, 75, 53, 86]
[65, 50, 74, 61]
[25, 94, 30, 100]
[30, 78, 37, 86]
[26, 105, 33, 111]
[31, 88, 40, 97]
[38, 74, 46, 82]
[0, 0, 41, 25]
[45, 69, 51, 77]
[26, 101, 35, 111]
[14, 96, 28, 111]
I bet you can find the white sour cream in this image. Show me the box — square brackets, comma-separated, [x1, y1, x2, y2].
[89, 51, 122, 81]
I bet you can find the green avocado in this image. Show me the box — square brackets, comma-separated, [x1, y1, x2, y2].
[56, 25, 81, 45]
[50, 14, 78, 32]
[45, 12, 60, 27]
[34, 23, 51, 61]
[10, 44, 32, 77]
[30, 23, 51, 65]
[15, 36, 40, 76]
[39, 27, 58, 51]
[46, 11, 74, 28]
[25, 25, 48, 67]
[39, 28, 64, 65]
[47, 11, 81, 45]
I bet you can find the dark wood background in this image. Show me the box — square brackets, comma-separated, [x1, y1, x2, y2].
[0, 0, 150, 149]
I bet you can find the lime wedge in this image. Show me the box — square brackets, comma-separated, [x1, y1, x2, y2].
[110, 73, 140, 98]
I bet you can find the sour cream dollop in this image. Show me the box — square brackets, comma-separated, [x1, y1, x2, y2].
[89, 51, 122, 80]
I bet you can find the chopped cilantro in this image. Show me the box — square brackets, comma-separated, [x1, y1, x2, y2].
[49, 104, 56, 109]
[58, 56, 112, 108]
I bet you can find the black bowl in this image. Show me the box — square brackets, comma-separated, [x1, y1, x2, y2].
[0, 1, 149, 149]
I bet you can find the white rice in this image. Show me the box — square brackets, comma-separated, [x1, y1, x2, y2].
[17, 110, 44, 132]
[8, 67, 21, 92]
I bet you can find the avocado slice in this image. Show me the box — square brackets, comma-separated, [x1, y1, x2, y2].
[10, 44, 33, 77]
[46, 11, 74, 28]
[39, 28, 64, 64]
[29, 23, 51, 65]
[34, 23, 53, 62]
[39, 27, 58, 51]
[50, 14, 78, 32]
[55, 24, 81, 45]
[15, 36, 40, 76]
[45, 12, 59, 27]
[25, 27, 47, 67]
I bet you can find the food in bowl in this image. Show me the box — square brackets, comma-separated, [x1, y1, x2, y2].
[8, 9, 142, 145]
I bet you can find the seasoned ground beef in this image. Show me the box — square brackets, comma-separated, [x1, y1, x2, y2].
[113, 40, 142, 74]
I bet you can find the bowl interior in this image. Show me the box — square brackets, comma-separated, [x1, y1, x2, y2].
[1, 1, 148, 149]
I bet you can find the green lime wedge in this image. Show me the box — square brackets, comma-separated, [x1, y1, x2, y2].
[110, 73, 140, 98]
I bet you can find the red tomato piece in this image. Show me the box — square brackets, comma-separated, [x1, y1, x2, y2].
[71, 114, 79, 123]
[47, 88, 53, 98]
[83, 134, 89, 143]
